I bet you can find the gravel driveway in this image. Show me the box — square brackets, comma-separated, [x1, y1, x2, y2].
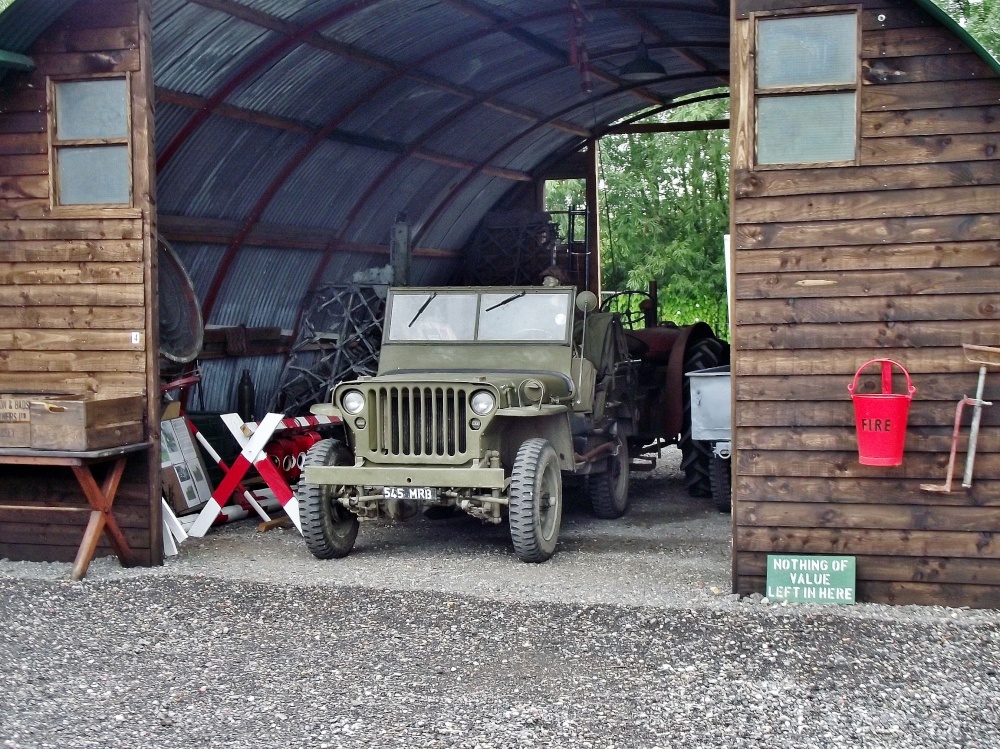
[2, 448, 998, 748]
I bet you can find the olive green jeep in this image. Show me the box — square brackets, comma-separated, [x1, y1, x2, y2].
[298, 285, 639, 562]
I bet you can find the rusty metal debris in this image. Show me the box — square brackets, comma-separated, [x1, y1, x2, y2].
[270, 283, 386, 415]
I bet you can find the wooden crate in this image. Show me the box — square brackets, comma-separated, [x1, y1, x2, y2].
[0, 395, 33, 447]
[29, 394, 145, 451]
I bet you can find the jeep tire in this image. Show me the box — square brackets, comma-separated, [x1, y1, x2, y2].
[509, 438, 562, 562]
[587, 433, 630, 519]
[299, 438, 360, 559]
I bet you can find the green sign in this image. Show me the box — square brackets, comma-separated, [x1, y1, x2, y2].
[765, 555, 856, 604]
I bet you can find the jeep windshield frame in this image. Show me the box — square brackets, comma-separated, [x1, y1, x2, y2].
[385, 288, 574, 345]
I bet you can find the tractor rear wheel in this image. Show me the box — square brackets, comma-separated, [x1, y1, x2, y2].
[710, 454, 732, 513]
[680, 336, 729, 498]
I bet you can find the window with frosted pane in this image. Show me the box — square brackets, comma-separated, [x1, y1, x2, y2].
[53, 77, 130, 206]
[57, 146, 130, 204]
[757, 93, 856, 164]
[55, 79, 128, 140]
[754, 13, 859, 167]
[757, 14, 857, 88]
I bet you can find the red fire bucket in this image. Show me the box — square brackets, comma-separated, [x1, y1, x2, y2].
[848, 359, 916, 466]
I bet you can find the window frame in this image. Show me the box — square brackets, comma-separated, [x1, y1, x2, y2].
[48, 72, 135, 211]
[750, 7, 862, 170]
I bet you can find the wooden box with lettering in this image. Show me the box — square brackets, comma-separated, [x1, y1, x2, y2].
[29, 394, 145, 451]
[0, 394, 33, 447]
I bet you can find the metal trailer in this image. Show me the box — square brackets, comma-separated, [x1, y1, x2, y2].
[687, 365, 732, 511]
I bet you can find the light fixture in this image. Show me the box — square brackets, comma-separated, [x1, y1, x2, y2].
[619, 38, 666, 82]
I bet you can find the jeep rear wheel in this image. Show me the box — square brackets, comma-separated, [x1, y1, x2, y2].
[509, 438, 562, 562]
[299, 438, 359, 559]
[587, 434, 630, 519]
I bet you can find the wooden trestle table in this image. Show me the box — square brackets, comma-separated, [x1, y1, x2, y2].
[0, 442, 150, 580]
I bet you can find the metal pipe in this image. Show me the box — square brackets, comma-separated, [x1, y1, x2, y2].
[962, 365, 992, 488]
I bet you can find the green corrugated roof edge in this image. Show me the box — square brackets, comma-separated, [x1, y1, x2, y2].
[0, 0, 76, 84]
[913, 0, 1000, 76]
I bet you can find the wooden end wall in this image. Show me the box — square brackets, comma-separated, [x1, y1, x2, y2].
[731, 0, 1000, 607]
[0, 0, 161, 565]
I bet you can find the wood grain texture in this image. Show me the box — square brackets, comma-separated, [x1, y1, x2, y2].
[736, 526, 1000, 559]
[0, 219, 141, 241]
[735, 184, 1000, 223]
[0, 306, 145, 329]
[863, 106, 1000, 138]
[0, 284, 144, 306]
[737, 476, 1000, 505]
[861, 53, 995, 85]
[735, 214, 1000, 249]
[0, 239, 143, 262]
[0, 350, 145, 372]
[737, 399, 1000, 427]
[0, 262, 143, 284]
[738, 502, 1000, 532]
[735, 372, 998, 401]
[734, 160, 1000, 198]
[32, 26, 139, 54]
[737, 449, 1000, 480]
[736, 425, 1000, 454]
[736, 293, 1000, 324]
[863, 81, 1000, 111]
[862, 27, 967, 58]
[735, 241, 1000, 273]
[0, 330, 144, 350]
[736, 268, 1000, 299]
[730, 19, 753, 173]
[736, 319, 999, 349]
[0, 372, 144, 394]
[860, 133, 1000, 165]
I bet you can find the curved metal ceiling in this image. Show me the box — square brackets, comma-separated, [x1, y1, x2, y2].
[149, 0, 732, 325]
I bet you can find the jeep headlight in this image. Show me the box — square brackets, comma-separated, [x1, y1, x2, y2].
[341, 389, 365, 415]
[470, 390, 495, 416]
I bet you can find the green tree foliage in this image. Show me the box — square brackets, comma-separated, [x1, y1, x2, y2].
[598, 93, 731, 338]
[932, 0, 1000, 57]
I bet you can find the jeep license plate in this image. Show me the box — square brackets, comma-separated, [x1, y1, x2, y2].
[383, 486, 437, 501]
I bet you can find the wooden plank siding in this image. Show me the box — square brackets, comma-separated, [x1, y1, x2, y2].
[730, 0, 1000, 607]
[0, 0, 161, 567]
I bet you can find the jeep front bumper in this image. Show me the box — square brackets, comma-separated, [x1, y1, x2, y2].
[303, 464, 506, 490]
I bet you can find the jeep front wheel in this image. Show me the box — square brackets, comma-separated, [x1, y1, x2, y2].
[509, 438, 562, 563]
[299, 438, 360, 559]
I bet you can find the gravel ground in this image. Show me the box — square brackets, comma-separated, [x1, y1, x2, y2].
[1, 447, 999, 749]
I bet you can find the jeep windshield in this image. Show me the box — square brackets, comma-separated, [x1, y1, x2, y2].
[386, 289, 573, 343]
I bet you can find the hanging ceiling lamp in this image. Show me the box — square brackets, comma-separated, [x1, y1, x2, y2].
[618, 38, 666, 81]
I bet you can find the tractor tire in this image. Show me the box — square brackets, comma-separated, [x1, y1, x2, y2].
[509, 438, 562, 563]
[587, 433, 630, 519]
[680, 336, 729, 498]
[299, 438, 360, 559]
[710, 453, 732, 513]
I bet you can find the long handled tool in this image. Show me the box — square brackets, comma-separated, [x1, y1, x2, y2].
[921, 344, 998, 493]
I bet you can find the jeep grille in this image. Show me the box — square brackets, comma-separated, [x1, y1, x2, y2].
[371, 385, 471, 460]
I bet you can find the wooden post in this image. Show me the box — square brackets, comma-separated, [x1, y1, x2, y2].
[136, 0, 162, 564]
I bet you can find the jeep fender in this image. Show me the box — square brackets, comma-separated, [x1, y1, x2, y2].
[495, 412, 575, 472]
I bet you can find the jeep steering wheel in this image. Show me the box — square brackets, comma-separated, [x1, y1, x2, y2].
[600, 290, 653, 330]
